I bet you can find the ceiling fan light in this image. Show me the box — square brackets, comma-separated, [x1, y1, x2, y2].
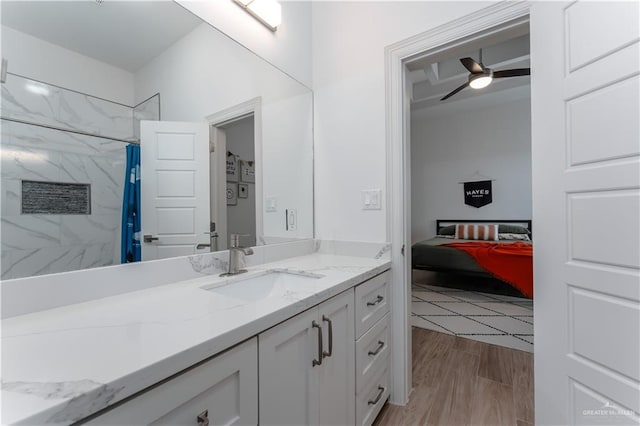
[469, 72, 493, 89]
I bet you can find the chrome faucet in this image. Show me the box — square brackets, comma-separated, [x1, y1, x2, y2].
[220, 234, 254, 276]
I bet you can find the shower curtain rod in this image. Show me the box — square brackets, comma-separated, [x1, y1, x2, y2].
[0, 117, 140, 145]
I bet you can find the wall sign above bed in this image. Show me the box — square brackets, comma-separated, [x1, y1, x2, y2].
[463, 180, 492, 208]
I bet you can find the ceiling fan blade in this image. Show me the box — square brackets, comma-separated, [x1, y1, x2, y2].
[440, 82, 469, 101]
[460, 57, 483, 73]
[493, 68, 531, 78]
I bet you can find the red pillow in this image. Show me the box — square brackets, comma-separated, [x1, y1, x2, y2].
[455, 224, 499, 241]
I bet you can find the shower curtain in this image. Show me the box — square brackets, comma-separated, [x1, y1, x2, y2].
[121, 144, 141, 263]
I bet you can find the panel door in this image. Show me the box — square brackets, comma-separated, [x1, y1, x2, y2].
[318, 290, 355, 426]
[259, 308, 320, 425]
[140, 120, 210, 260]
[531, 2, 640, 424]
[87, 338, 258, 425]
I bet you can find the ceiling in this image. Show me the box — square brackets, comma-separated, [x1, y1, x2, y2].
[409, 33, 531, 112]
[1, 1, 203, 72]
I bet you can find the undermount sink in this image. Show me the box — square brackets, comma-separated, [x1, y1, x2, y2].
[200, 270, 323, 303]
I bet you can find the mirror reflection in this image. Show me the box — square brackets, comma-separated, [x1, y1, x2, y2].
[0, 1, 313, 280]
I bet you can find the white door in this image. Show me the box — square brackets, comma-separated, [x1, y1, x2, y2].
[141, 121, 210, 260]
[318, 291, 355, 426]
[531, 2, 639, 424]
[259, 308, 320, 425]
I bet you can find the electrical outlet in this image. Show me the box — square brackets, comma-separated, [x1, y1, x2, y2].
[362, 189, 382, 210]
[286, 209, 297, 231]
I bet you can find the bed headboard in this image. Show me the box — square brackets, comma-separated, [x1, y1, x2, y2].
[436, 219, 532, 235]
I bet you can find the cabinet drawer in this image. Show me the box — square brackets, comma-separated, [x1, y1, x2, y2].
[87, 338, 258, 425]
[355, 271, 390, 339]
[356, 366, 389, 426]
[355, 313, 390, 394]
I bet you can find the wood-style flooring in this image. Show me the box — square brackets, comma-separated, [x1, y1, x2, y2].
[374, 327, 534, 426]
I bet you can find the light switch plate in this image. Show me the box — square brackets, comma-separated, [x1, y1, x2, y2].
[266, 197, 277, 212]
[362, 189, 382, 210]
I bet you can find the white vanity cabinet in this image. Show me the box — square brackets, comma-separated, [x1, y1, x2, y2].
[354, 271, 391, 426]
[75, 269, 391, 426]
[86, 338, 258, 426]
[258, 289, 355, 426]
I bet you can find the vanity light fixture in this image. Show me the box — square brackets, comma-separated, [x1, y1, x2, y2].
[233, 0, 281, 32]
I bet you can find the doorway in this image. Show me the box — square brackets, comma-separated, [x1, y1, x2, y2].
[407, 30, 533, 352]
[383, 0, 532, 408]
[386, 2, 639, 425]
[378, 23, 536, 425]
[218, 115, 257, 248]
[207, 97, 263, 252]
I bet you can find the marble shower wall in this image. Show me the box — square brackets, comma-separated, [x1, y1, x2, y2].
[1, 74, 135, 140]
[1, 74, 158, 280]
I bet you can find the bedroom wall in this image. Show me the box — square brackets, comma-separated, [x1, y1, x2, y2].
[410, 90, 532, 242]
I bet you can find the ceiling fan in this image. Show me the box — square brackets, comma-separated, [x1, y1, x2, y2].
[440, 49, 530, 101]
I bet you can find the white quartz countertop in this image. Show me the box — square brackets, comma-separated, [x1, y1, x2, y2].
[1, 253, 390, 425]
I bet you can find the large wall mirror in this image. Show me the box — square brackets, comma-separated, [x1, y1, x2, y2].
[0, 1, 314, 280]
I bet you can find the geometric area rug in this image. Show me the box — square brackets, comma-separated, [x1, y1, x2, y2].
[412, 282, 533, 352]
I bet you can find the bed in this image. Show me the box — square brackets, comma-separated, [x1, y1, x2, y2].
[412, 220, 533, 298]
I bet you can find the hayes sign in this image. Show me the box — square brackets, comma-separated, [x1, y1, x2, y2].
[464, 180, 492, 208]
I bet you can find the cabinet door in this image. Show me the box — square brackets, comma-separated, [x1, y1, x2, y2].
[259, 308, 320, 426]
[87, 338, 258, 425]
[318, 290, 355, 426]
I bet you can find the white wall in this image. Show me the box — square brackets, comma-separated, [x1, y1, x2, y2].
[410, 93, 532, 242]
[312, 1, 493, 243]
[1, 26, 135, 105]
[134, 23, 313, 241]
[225, 116, 257, 247]
[177, 0, 312, 88]
[261, 91, 314, 241]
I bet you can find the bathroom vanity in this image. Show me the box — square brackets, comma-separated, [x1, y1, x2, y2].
[1, 245, 391, 425]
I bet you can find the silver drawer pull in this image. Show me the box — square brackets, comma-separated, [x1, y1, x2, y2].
[368, 386, 385, 405]
[367, 295, 384, 307]
[197, 410, 209, 426]
[368, 340, 385, 356]
[312, 320, 323, 367]
[322, 315, 333, 358]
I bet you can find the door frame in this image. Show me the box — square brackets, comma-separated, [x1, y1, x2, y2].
[207, 97, 263, 246]
[384, 1, 532, 405]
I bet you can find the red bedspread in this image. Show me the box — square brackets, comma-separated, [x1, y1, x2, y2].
[443, 242, 533, 298]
